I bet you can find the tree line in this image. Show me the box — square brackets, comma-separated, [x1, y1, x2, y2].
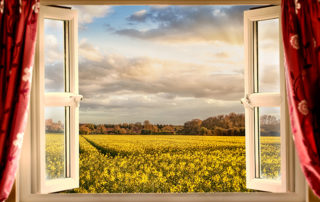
[78, 113, 247, 136]
[46, 113, 280, 136]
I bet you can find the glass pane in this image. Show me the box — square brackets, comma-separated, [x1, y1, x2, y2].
[257, 19, 280, 93]
[45, 107, 68, 179]
[44, 19, 66, 92]
[256, 107, 281, 180]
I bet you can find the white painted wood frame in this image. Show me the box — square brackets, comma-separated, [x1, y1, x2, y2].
[33, 5, 80, 194]
[243, 6, 292, 193]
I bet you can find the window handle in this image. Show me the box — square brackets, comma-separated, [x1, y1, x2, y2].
[70, 94, 83, 107]
[241, 94, 254, 109]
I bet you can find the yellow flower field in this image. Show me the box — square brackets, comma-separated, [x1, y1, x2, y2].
[46, 134, 65, 179]
[45, 134, 280, 193]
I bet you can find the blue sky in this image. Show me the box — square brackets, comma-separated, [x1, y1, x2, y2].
[44, 5, 280, 125]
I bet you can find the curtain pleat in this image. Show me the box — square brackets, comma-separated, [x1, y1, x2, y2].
[0, 0, 39, 201]
[281, 0, 320, 197]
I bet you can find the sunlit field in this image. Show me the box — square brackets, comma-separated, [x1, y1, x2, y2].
[46, 134, 65, 179]
[46, 134, 280, 193]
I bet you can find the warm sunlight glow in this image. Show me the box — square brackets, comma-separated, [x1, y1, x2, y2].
[44, 5, 281, 193]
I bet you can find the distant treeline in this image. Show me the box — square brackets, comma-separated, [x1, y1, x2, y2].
[45, 119, 64, 133]
[78, 113, 246, 136]
[46, 113, 280, 136]
[77, 113, 279, 136]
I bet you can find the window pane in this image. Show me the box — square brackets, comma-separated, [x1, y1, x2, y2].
[256, 19, 280, 93]
[256, 107, 281, 180]
[45, 107, 69, 179]
[44, 19, 66, 92]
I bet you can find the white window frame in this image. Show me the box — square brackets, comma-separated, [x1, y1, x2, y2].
[243, 6, 292, 193]
[18, 1, 306, 202]
[31, 5, 80, 194]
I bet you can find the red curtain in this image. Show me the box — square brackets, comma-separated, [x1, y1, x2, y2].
[282, 0, 320, 197]
[0, 0, 39, 200]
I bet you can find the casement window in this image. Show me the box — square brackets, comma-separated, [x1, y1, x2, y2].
[19, 1, 305, 202]
[242, 6, 293, 193]
[31, 6, 81, 193]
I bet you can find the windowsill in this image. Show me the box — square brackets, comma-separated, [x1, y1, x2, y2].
[20, 192, 306, 202]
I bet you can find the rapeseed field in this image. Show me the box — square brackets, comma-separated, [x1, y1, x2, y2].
[45, 134, 280, 193]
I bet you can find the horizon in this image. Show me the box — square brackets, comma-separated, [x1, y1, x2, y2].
[45, 111, 280, 126]
[47, 112, 247, 126]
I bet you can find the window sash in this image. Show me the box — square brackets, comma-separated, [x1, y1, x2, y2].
[33, 5, 79, 194]
[243, 6, 292, 193]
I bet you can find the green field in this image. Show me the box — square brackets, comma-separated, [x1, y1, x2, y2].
[46, 134, 280, 193]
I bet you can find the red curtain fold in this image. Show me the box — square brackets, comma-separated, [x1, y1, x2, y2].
[282, 0, 320, 197]
[0, 0, 39, 201]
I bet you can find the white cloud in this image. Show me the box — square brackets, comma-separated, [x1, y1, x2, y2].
[44, 6, 249, 124]
[72, 6, 112, 28]
[80, 93, 244, 124]
[79, 38, 104, 62]
[116, 6, 252, 44]
[44, 34, 63, 63]
[78, 42, 244, 102]
[212, 9, 226, 16]
[133, 9, 147, 17]
[44, 20, 63, 31]
[46, 34, 58, 46]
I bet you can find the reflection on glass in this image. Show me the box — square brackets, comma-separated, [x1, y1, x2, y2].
[44, 19, 66, 92]
[257, 19, 280, 93]
[258, 107, 281, 180]
[45, 107, 66, 179]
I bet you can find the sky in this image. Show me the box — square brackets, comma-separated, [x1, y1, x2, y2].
[44, 5, 280, 125]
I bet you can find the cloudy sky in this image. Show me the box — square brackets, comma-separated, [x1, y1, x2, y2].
[44, 5, 280, 125]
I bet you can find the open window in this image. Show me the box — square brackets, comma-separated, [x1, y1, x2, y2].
[242, 6, 292, 192]
[19, 2, 306, 202]
[32, 5, 81, 193]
